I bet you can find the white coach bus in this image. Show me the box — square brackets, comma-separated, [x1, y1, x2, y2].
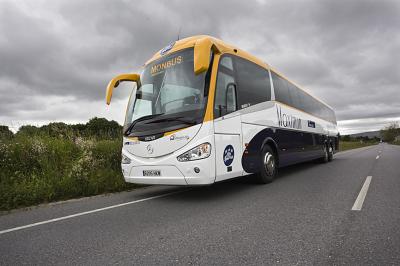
[106, 35, 338, 185]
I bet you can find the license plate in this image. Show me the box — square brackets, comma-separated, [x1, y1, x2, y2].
[143, 170, 161, 176]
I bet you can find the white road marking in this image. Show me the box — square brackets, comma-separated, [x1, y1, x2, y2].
[0, 190, 186, 235]
[376, 155, 380, 159]
[352, 176, 372, 211]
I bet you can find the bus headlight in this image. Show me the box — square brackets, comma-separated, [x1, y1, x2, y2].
[121, 153, 131, 164]
[177, 143, 211, 162]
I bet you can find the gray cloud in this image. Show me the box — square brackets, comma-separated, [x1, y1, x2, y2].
[1, 0, 399, 134]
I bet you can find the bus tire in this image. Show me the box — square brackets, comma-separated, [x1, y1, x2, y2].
[320, 144, 329, 163]
[256, 145, 277, 184]
[328, 144, 333, 162]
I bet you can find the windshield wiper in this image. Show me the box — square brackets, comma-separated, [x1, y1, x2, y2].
[146, 116, 197, 126]
[125, 113, 165, 135]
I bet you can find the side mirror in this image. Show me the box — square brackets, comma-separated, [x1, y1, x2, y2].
[193, 37, 221, 75]
[106, 73, 140, 105]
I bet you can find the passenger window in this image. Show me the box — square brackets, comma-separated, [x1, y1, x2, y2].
[303, 94, 315, 114]
[214, 57, 237, 118]
[296, 89, 309, 113]
[271, 71, 336, 124]
[272, 72, 292, 106]
[235, 57, 271, 108]
[288, 83, 302, 111]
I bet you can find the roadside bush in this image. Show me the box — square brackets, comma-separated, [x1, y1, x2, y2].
[381, 122, 400, 142]
[0, 126, 13, 139]
[0, 118, 135, 211]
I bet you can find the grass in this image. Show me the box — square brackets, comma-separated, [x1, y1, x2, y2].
[339, 140, 378, 152]
[0, 135, 136, 211]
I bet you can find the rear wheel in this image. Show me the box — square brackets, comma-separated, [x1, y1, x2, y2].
[256, 145, 277, 184]
[327, 144, 333, 162]
[320, 144, 331, 163]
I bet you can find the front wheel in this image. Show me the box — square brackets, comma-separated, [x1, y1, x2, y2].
[256, 145, 277, 184]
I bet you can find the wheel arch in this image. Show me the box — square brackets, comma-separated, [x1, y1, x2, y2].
[241, 127, 278, 173]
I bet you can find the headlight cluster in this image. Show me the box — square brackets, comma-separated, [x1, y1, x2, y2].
[177, 143, 211, 162]
[121, 153, 131, 164]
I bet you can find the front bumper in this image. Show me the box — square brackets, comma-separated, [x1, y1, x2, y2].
[121, 140, 216, 186]
[126, 165, 186, 185]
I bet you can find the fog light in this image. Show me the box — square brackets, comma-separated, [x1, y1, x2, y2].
[194, 167, 200, 173]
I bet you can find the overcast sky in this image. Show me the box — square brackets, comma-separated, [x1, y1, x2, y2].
[1, 0, 399, 134]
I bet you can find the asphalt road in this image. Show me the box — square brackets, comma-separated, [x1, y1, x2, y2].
[1, 143, 399, 265]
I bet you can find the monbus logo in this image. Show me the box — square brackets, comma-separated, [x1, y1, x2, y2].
[276, 106, 302, 129]
[151, 56, 183, 76]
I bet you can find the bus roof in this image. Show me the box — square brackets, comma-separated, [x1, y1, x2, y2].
[145, 35, 268, 69]
[145, 35, 333, 111]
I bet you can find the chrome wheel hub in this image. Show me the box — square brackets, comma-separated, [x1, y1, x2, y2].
[264, 152, 275, 175]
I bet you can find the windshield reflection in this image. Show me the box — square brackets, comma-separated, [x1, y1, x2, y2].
[124, 48, 208, 136]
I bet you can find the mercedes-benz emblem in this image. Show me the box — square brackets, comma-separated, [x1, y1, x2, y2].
[146, 144, 154, 154]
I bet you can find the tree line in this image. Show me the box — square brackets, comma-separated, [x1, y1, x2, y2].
[0, 117, 122, 140]
[339, 122, 400, 143]
[380, 122, 400, 142]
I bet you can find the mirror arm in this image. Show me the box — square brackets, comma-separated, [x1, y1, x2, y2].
[106, 73, 140, 105]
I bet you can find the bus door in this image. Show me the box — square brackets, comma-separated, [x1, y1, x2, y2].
[213, 56, 243, 182]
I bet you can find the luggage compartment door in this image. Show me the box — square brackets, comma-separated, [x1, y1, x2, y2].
[214, 114, 243, 182]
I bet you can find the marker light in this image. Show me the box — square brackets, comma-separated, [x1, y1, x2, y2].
[177, 143, 211, 162]
[121, 153, 131, 164]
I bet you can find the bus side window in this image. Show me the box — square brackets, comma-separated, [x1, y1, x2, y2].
[214, 57, 237, 118]
[272, 72, 292, 106]
[235, 57, 271, 109]
[295, 88, 307, 113]
[288, 83, 302, 111]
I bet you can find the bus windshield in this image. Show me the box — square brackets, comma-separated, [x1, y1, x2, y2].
[124, 48, 208, 136]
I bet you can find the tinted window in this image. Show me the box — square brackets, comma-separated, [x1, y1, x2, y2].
[288, 83, 302, 110]
[272, 72, 292, 106]
[214, 57, 237, 118]
[272, 71, 336, 123]
[329, 109, 336, 124]
[309, 97, 319, 115]
[317, 102, 326, 120]
[235, 57, 271, 108]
